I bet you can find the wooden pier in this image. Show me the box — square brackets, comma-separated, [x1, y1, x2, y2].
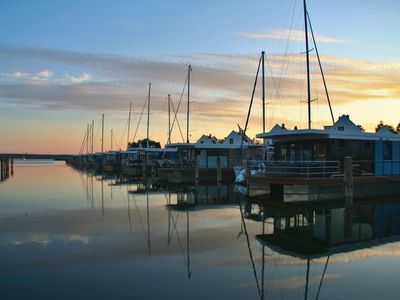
[0, 158, 13, 182]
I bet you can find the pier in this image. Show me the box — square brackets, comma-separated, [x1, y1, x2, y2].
[0, 153, 73, 161]
[0, 158, 13, 182]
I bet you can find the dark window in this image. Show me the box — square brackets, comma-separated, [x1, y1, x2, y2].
[338, 126, 344, 131]
[229, 138, 234, 144]
[383, 141, 392, 160]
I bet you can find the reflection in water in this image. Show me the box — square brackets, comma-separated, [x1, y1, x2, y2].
[2, 162, 400, 300]
[241, 198, 400, 299]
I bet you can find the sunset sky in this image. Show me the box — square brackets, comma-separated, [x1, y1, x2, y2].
[1, 0, 399, 154]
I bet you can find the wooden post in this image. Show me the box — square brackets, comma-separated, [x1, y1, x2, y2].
[11, 159, 14, 176]
[142, 152, 147, 178]
[151, 160, 155, 179]
[217, 156, 221, 184]
[344, 156, 353, 207]
[195, 159, 199, 185]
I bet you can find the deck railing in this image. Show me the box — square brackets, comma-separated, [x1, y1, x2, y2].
[159, 160, 197, 169]
[247, 160, 341, 178]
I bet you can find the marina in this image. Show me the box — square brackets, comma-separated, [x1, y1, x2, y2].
[1, 0, 400, 299]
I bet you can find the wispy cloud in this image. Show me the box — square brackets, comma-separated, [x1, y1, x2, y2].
[0, 45, 399, 141]
[236, 29, 348, 44]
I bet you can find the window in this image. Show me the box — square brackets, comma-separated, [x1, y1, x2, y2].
[229, 138, 234, 144]
[338, 126, 344, 131]
[383, 141, 392, 160]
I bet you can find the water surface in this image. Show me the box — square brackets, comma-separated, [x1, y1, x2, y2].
[0, 160, 399, 299]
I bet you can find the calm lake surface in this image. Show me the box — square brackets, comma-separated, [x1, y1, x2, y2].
[1, 160, 400, 299]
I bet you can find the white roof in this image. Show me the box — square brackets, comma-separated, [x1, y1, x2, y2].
[257, 115, 400, 142]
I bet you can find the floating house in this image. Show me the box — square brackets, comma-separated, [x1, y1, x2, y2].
[247, 115, 400, 201]
[160, 130, 263, 183]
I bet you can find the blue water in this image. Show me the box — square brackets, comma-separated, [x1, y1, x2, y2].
[0, 160, 399, 299]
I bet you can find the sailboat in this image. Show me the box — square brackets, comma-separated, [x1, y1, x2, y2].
[246, 0, 400, 202]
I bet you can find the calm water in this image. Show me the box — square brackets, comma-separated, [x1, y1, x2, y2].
[1, 160, 400, 299]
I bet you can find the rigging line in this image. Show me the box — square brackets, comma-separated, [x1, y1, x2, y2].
[261, 207, 266, 300]
[132, 192, 150, 246]
[239, 201, 262, 297]
[126, 187, 132, 232]
[112, 130, 120, 150]
[146, 191, 151, 255]
[118, 119, 129, 150]
[162, 193, 190, 269]
[307, 11, 335, 125]
[132, 95, 149, 143]
[79, 127, 88, 154]
[315, 256, 330, 300]
[273, 1, 299, 127]
[240, 55, 262, 158]
[170, 96, 185, 143]
[170, 75, 189, 143]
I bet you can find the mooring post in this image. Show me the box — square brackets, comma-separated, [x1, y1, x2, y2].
[217, 157, 221, 184]
[151, 160, 155, 180]
[195, 160, 199, 185]
[344, 156, 353, 207]
[142, 153, 147, 178]
[11, 159, 14, 176]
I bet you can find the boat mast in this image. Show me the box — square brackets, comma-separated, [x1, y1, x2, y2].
[91, 120, 94, 153]
[147, 82, 151, 148]
[168, 94, 171, 144]
[86, 123, 89, 154]
[127, 102, 132, 149]
[101, 113, 104, 152]
[262, 51, 266, 133]
[304, 0, 312, 129]
[111, 129, 113, 150]
[186, 65, 192, 143]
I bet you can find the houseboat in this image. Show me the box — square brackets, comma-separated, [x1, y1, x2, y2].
[160, 130, 263, 183]
[247, 115, 400, 201]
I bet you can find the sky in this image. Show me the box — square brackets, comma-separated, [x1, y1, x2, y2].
[1, 0, 400, 154]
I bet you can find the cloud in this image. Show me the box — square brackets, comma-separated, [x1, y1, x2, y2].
[270, 273, 342, 289]
[37, 70, 53, 79]
[0, 45, 399, 139]
[62, 72, 91, 84]
[236, 29, 348, 44]
[6, 233, 90, 247]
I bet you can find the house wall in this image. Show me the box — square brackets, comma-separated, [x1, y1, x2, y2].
[375, 140, 400, 175]
[196, 149, 229, 169]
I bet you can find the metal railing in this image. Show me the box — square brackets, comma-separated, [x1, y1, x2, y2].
[159, 160, 197, 169]
[247, 160, 341, 178]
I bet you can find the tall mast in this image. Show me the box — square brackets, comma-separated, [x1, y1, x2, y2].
[261, 51, 266, 133]
[304, 0, 311, 129]
[86, 123, 89, 154]
[186, 65, 192, 143]
[91, 120, 94, 153]
[111, 129, 113, 150]
[101, 113, 104, 152]
[147, 83, 151, 148]
[168, 94, 171, 144]
[127, 103, 132, 149]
